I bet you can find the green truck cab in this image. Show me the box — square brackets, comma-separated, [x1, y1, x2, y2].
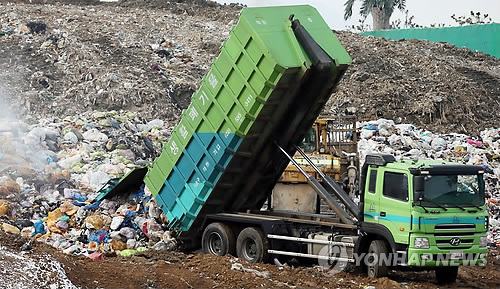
[359, 154, 488, 282]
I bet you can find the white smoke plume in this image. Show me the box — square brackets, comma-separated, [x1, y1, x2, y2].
[0, 83, 54, 175]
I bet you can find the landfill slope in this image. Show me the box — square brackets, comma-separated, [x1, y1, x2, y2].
[0, 0, 239, 123]
[330, 31, 500, 135]
[1, 1, 500, 135]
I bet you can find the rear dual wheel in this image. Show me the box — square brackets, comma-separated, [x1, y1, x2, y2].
[202, 223, 269, 263]
[202, 222, 235, 256]
[236, 227, 269, 263]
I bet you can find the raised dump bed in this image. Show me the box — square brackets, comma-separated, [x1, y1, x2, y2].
[144, 5, 351, 237]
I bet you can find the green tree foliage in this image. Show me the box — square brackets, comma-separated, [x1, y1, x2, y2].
[451, 11, 493, 26]
[391, 10, 423, 29]
[344, 0, 406, 30]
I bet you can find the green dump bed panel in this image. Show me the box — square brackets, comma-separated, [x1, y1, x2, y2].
[143, 5, 351, 236]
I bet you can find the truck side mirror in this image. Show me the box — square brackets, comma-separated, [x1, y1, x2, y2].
[414, 176, 424, 201]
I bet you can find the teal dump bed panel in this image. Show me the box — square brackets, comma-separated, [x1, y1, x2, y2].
[144, 5, 351, 234]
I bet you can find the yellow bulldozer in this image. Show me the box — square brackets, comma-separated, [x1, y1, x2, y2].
[271, 116, 358, 213]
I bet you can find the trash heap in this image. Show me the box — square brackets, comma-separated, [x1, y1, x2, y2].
[2, 2, 500, 138]
[1, 114, 500, 255]
[357, 119, 500, 246]
[0, 110, 176, 258]
[328, 31, 500, 136]
[0, 1, 237, 121]
[1, 0, 499, 257]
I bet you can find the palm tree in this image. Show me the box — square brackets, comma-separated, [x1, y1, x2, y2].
[344, 0, 406, 30]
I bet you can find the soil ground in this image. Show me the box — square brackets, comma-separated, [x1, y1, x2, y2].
[1, 232, 499, 289]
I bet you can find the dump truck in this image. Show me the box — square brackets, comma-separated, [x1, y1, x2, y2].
[113, 5, 488, 283]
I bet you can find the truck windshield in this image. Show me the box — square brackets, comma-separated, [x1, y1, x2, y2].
[420, 174, 485, 207]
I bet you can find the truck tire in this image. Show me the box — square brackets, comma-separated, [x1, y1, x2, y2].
[435, 266, 458, 283]
[367, 240, 389, 278]
[236, 227, 269, 263]
[202, 222, 235, 256]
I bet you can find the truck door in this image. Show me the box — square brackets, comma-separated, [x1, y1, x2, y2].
[379, 171, 411, 245]
[363, 167, 380, 224]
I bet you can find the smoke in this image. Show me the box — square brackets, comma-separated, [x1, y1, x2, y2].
[0, 85, 14, 119]
[0, 83, 54, 175]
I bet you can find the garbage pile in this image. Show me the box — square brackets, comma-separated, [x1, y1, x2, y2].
[328, 31, 500, 136]
[0, 110, 176, 258]
[1, 0, 499, 259]
[2, 2, 500, 137]
[357, 119, 500, 246]
[0, 1, 237, 121]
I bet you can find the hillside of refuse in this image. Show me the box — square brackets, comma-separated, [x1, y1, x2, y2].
[1, 0, 499, 135]
[329, 31, 500, 135]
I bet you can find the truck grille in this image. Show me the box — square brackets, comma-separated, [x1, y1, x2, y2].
[434, 224, 476, 249]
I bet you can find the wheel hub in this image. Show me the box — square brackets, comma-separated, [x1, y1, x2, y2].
[243, 238, 257, 260]
[208, 232, 223, 254]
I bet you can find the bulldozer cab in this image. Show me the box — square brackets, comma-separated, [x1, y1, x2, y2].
[299, 127, 317, 153]
[303, 116, 358, 157]
[298, 116, 357, 155]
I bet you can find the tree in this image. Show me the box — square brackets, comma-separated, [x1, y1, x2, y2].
[344, 0, 406, 31]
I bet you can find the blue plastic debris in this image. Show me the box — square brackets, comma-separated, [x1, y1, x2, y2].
[110, 119, 120, 129]
[84, 201, 102, 211]
[73, 193, 88, 202]
[88, 229, 109, 244]
[73, 202, 87, 207]
[363, 125, 378, 131]
[32, 221, 46, 236]
[46, 154, 57, 164]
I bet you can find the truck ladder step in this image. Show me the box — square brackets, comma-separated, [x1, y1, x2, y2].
[268, 249, 354, 263]
[268, 234, 355, 247]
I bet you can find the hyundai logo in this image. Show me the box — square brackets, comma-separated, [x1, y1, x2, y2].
[450, 237, 461, 246]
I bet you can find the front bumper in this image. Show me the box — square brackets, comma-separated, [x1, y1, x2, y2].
[407, 245, 488, 266]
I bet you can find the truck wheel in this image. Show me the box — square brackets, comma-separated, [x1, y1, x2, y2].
[236, 227, 269, 263]
[367, 240, 389, 278]
[435, 266, 458, 283]
[202, 222, 235, 256]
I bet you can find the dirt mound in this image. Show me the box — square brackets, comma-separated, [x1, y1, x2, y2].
[331, 31, 500, 135]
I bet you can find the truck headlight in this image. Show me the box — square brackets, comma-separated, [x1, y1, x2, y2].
[414, 237, 429, 249]
[479, 236, 488, 248]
